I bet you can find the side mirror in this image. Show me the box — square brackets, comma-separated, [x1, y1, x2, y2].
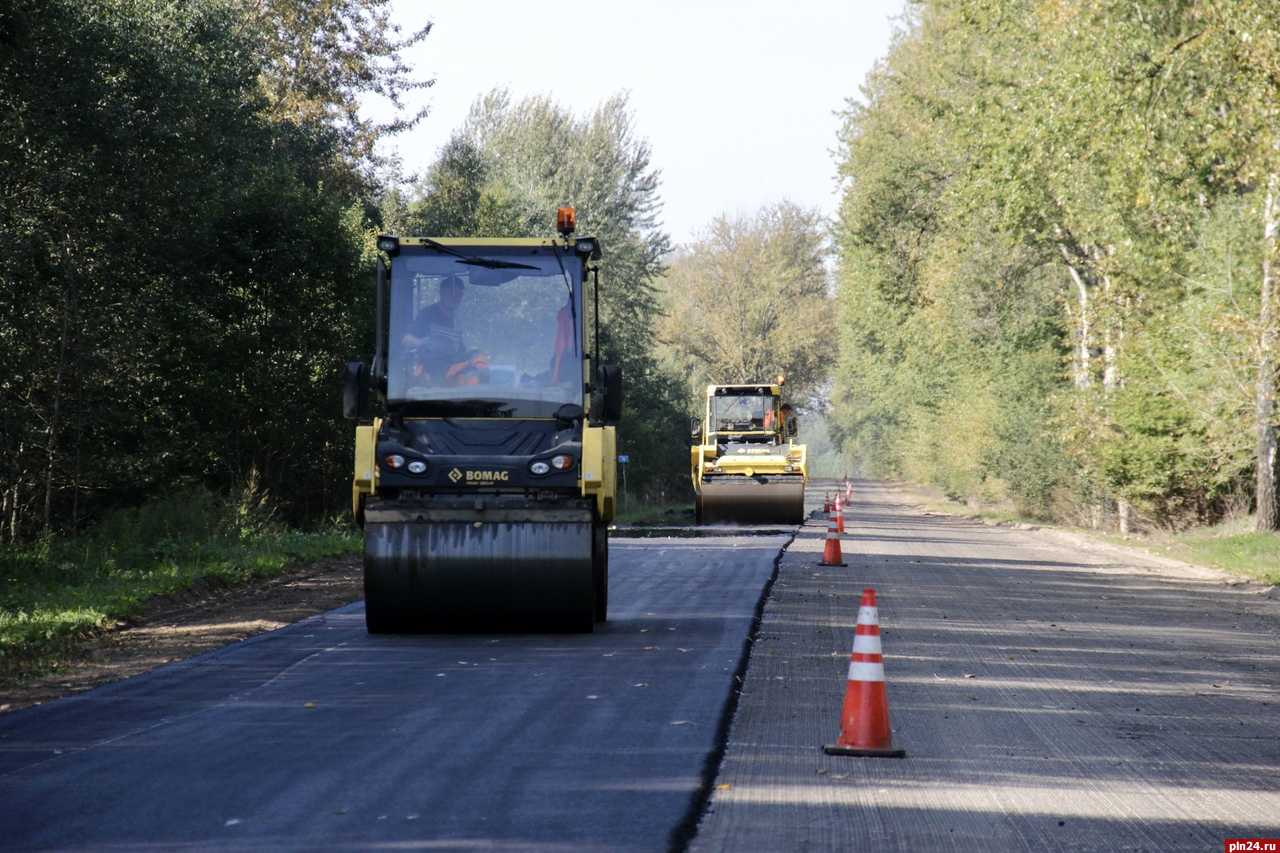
[595, 364, 623, 424]
[343, 361, 369, 420]
[788, 417, 799, 437]
[690, 418, 702, 440]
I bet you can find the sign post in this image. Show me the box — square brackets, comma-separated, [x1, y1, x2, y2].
[617, 455, 629, 514]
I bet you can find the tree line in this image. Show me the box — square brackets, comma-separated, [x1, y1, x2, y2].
[0, 0, 422, 540]
[1, 0, 845, 545]
[829, 0, 1280, 532]
[24, 0, 1267, 544]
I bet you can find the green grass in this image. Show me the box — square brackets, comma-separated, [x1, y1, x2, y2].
[613, 501, 695, 525]
[1139, 523, 1280, 585]
[0, 488, 360, 682]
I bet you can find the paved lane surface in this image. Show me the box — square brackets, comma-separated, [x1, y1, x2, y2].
[692, 480, 1280, 852]
[0, 533, 787, 853]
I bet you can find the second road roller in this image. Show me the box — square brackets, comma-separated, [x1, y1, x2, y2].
[343, 207, 621, 633]
[691, 380, 808, 525]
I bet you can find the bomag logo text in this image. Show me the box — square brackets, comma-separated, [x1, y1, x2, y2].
[449, 468, 510, 484]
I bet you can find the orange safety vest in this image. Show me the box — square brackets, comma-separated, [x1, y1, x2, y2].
[550, 304, 574, 384]
[414, 350, 490, 387]
[445, 351, 490, 386]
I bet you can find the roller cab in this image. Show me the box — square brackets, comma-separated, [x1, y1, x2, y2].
[345, 213, 620, 633]
[691, 382, 807, 525]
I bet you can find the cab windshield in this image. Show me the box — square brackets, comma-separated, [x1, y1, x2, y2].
[710, 393, 779, 432]
[386, 244, 584, 418]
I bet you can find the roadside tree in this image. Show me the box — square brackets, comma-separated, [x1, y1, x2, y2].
[658, 202, 836, 412]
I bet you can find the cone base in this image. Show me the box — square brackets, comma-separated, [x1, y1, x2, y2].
[823, 743, 906, 758]
[818, 560, 847, 566]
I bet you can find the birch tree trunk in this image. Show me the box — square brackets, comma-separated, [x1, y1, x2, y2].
[1061, 246, 1093, 390]
[1106, 289, 1131, 534]
[1256, 181, 1279, 532]
[1060, 244, 1132, 531]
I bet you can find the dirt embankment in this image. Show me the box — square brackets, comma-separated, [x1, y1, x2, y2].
[0, 555, 363, 716]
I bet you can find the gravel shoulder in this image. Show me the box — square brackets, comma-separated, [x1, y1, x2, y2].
[691, 480, 1280, 852]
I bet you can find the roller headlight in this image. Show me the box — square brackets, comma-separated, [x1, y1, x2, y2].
[384, 454, 406, 469]
[530, 455, 575, 476]
[407, 460, 428, 475]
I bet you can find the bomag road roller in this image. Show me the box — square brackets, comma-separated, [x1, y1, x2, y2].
[691, 380, 806, 525]
[343, 207, 622, 633]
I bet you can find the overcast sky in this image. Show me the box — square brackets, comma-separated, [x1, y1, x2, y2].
[365, 1, 908, 246]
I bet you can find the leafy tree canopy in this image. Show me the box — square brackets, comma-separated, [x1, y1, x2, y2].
[657, 201, 836, 411]
[237, 0, 433, 195]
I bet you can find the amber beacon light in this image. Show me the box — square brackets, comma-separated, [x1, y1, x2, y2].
[557, 206, 576, 236]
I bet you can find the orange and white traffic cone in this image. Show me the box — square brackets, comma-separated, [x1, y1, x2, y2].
[845, 480, 853, 501]
[819, 508, 846, 567]
[823, 492, 830, 515]
[835, 494, 845, 534]
[824, 588, 906, 757]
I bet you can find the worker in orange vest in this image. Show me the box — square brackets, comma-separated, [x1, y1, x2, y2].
[764, 402, 793, 431]
[521, 297, 578, 387]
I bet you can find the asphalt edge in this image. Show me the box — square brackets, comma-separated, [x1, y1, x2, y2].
[666, 526, 798, 853]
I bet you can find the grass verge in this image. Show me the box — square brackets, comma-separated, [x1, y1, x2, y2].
[0, 487, 360, 682]
[613, 502, 695, 526]
[1128, 521, 1280, 586]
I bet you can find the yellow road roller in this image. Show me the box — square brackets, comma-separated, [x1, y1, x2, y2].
[691, 381, 807, 525]
[343, 208, 621, 632]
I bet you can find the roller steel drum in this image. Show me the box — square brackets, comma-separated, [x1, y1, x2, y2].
[697, 476, 806, 526]
[364, 517, 594, 633]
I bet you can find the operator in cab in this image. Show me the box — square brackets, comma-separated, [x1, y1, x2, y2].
[402, 275, 488, 387]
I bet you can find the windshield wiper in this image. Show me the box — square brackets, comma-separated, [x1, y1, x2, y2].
[551, 243, 580, 357]
[458, 257, 539, 270]
[421, 238, 538, 270]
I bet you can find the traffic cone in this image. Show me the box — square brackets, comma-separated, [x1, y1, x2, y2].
[845, 480, 853, 501]
[824, 589, 905, 757]
[819, 509, 846, 567]
[835, 494, 845, 534]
